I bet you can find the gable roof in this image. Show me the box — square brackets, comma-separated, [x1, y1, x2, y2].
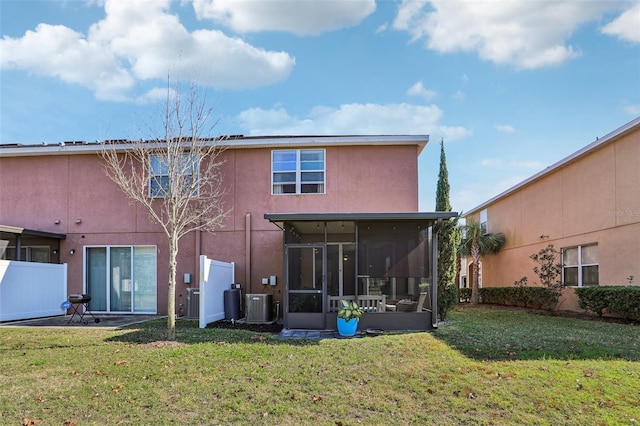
[465, 116, 640, 216]
[0, 135, 429, 157]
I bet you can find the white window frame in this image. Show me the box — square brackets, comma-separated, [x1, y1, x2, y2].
[271, 149, 326, 195]
[83, 245, 157, 313]
[149, 153, 199, 198]
[562, 244, 599, 287]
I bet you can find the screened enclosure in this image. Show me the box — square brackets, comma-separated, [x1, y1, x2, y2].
[266, 212, 457, 330]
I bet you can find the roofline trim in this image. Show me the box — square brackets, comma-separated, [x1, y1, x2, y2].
[0, 135, 429, 157]
[264, 212, 458, 222]
[464, 116, 640, 216]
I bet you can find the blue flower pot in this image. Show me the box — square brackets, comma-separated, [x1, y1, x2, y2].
[337, 317, 359, 337]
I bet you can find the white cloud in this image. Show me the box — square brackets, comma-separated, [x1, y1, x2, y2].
[0, 0, 295, 100]
[510, 160, 543, 169]
[393, 0, 617, 69]
[406, 81, 437, 101]
[623, 103, 640, 115]
[237, 102, 471, 141]
[481, 158, 501, 167]
[494, 124, 516, 134]
[192, 0, 376, 35]
[0, 23, 134, 101]
[600, 2, 640, 43]
[453, 90, 465, 100]
[135, 87, 176, 104]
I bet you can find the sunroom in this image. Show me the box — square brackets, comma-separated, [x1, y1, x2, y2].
[265, 212, 457, 331]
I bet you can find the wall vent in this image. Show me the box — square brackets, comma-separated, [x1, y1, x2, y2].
[245, 293, 273, 323]
[186, 288, 200, 319]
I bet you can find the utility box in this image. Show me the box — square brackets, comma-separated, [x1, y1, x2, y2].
[186, 288, 200, 319]
[245, 293, 273, 323]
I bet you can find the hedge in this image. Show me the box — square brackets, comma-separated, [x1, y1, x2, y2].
[459, 288, 472, 303]
[574, 286, 640, 321]
[478, 287, 558, 310]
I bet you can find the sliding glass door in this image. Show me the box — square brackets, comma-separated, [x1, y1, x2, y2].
[86, 246, 157, 313]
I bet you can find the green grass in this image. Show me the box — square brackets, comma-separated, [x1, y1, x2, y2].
[1, 307, 639, 425]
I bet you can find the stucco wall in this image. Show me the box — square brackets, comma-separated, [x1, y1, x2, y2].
[469, 123, 640, 312]
[0, 142, 420, 314]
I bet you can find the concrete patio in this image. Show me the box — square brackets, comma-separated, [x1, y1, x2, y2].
[0, 314, 162, 328]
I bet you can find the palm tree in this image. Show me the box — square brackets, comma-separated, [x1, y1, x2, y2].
[458, 219, 506, 305]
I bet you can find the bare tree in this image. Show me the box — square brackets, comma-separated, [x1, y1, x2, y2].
[100, 77, 228, 340]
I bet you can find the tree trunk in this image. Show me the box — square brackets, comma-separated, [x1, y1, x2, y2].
[470, 241, 481, 305]
[166, 231, 178, 340]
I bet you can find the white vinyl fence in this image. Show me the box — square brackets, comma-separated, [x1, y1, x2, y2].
[198, 256, 234, 328]
[0, 260, 67, 322]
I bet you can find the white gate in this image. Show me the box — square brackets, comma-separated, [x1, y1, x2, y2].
[0, 260, 67, 322]
[198, 255, 234, 328]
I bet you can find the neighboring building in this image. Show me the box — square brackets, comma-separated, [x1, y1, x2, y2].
[463, 117, 640, 311]
[0, 135, 455, 329]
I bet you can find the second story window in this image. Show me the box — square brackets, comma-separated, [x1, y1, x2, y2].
[149, 153, 199, 198]
[272, 149, 325, 195]
[480, 209, 488, 234]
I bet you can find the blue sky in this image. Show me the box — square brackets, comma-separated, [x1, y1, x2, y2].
[1, 0, 639, 213]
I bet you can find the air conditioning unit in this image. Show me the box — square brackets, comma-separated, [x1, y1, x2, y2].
[186, 288, 200, 319]
[245, 293, 273, 323]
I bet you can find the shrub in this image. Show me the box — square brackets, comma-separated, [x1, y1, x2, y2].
[575, 286, 640, 321]
[482, 246, 563, 310]
[529, 245, 563, 309]
[575, 286, 611, 316]
[459, 288, 472, 303]
[479, 287, 558, 309]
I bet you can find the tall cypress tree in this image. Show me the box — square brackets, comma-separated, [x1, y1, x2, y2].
[435, 140, 460, 320]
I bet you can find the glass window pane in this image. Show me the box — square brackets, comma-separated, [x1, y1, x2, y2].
[301, 184, 323, 194]
[564, 267, 578, 286]
[150, 155, 168, 175]
[273, 172, 296, 183]
[581, 245, 598, 264]
[563, 247, 578, 266]
[301, 172, 324, 182]
[30, 248, 50, 263]
[110, 247, 132, 312]
[273, 151, 296, 162]
[277, 184, 296, 194]
[87, 248, 107, 311]
[301, 161, 324, 170]
[134, 247, 156, 312]
[300, 150, 324, 161]
[273, 161, 296, 171]
[582, 266, 599, 286]
[150, 176, 169, 197]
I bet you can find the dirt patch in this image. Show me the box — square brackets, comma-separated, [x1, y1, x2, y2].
[206, 320, 283, 334]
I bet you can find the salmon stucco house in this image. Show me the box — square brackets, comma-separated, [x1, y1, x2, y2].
[0, 135, 456, 330]
[462, 117, 640, 311]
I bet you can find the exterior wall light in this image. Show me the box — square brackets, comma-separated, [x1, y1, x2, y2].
[69, 249, 76, 255]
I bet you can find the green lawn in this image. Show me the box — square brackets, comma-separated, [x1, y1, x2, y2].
[1, 307, 638, 425]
